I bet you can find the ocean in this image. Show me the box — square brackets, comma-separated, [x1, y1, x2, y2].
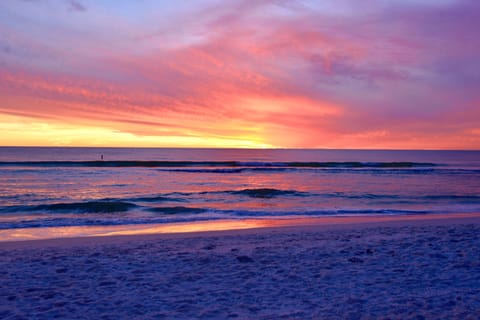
[1, 147, 479, 230]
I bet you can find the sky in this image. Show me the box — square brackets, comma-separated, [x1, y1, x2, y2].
[0, 0, 479, 149]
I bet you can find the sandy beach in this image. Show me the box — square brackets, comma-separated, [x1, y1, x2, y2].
[1, 214, 480, 319]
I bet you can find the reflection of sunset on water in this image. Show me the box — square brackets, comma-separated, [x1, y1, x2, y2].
[1, 149, 480, 237]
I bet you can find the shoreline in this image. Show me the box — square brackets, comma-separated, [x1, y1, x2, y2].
[2, 212, 479, 249]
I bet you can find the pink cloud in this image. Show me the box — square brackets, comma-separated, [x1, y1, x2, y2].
[0, 0, 479, 148]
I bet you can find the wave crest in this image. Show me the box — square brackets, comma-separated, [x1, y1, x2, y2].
[231, 188, 309, 198]
[0, 161, 439, 168]
[2, 201, 137, 213]
[147, 206, 206, 214]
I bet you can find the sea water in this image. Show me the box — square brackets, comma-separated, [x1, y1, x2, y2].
[0, 147, 479, 229]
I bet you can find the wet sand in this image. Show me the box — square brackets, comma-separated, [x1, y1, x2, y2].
[1, 214, 480, 319]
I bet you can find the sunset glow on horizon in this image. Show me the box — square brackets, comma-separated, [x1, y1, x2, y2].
[1, 0, 479, 149]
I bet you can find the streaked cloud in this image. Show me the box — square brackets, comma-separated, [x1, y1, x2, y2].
[0, 0, 478, 148]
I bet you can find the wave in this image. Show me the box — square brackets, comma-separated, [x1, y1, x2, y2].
[3, 204, 480, 229]
[165, 188, 311, 198]
[161, 168, 480, 176]
[0, 207, 434, 230]
[147, 206, 206, 214]
[156, 190, 480, 201]
[317, 192, 401, 199]
[0, 160, 440, 168]
[228, 208, 431, 217]
[1, 201, 137, 213]
[125, 195, 186, 202]
[230, 188, 310, 198]
[309, 193, 480, 202]
[3, 192, 479, 216]
[421, 195, 480, 201]
[283, 162, 437, 168]
[158, 168, 249, 173]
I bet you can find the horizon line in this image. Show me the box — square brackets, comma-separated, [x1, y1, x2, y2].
[1, 146, 479, 152]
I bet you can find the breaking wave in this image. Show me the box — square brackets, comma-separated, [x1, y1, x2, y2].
[0, 160, 440, 168]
